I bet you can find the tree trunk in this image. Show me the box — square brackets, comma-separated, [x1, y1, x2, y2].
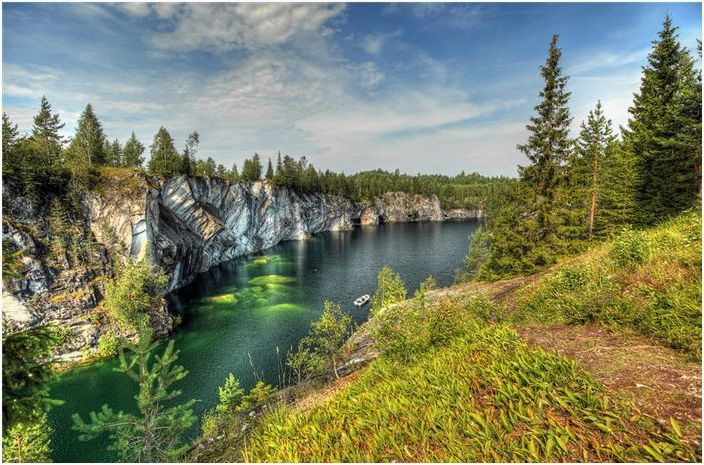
[332, 357, 339, 380]
[589, 142, 599, 238]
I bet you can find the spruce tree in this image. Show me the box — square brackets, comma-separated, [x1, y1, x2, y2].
[573, 101, 616, 237]
[31, 96, 65, 161]
[73, 327, 196, 462]
[623, 14, 702, 223]
[266, 157, 274, 180]
[179, 131, 199, 176]
[483, 35, 578, 277]
[2, 113, 20, 175]
[231, 162, 239, 179]
[148, 127, 181, 178]
[67, 103, 106, 167]
[122, 132, 145, 168]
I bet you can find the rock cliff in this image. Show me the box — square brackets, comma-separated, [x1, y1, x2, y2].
[2, 173, 481, 358]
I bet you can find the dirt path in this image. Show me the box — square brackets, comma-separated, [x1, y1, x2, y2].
[518, 324, 702, 445]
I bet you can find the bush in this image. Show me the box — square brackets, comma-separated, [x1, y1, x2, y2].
[104, 257, 168, 328]
[96, 331, 127, 359]
[610, 227, 651, 268]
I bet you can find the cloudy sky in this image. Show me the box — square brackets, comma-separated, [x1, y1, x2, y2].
[2, 2, 701, 176]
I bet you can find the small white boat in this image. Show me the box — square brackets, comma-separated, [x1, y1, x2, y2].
[354, 294, 370, 306]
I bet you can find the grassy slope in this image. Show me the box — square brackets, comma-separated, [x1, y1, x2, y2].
[225, 212, 702, 462]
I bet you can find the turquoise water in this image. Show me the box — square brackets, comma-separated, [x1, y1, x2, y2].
[48, 220, 478, 462]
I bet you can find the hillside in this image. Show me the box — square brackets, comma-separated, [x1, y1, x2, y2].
[192, 211, 701, 462]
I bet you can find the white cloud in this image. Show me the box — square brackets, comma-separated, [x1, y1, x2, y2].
[358, 62, 385, 88]
[143, 3, 346, 52]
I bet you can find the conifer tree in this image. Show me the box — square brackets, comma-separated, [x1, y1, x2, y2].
[31, 96, 65, 161]
[180, 131, 199, 176]
[483, 35, 578, 277]
[72, 327, 196, 462]
[148, 127, 181, 178]
[573, 101, 616, 237]
[231, 162, 239, 179]
[623, 14, 702, 223]
[104, 138, 122, 167]
[2, 113, 20, 175]
[2, 324, 64, 463]
[67, 103, 106, 167]
[266, 157, 274, 180]
[122, 132, 145, 168]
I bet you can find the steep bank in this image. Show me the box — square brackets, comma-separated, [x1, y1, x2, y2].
[2, 172, 481, 358]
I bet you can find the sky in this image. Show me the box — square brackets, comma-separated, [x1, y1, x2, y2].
[2, 2, 701, 177]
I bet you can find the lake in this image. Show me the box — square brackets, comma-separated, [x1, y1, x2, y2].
[48, 220, 479, 462]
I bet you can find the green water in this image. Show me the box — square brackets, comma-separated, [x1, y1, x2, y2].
[48, 220, 478, 462]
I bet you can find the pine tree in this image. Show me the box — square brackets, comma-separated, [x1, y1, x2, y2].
[2, 413, 53, 463]
[2, 325, 64, 428]
[67, 103, 106, 167]
[122, 132, 145, 168]
[517, 34, 572, 199]
[266, 157, 274, 180]
[72, 327, 196, 462]
[30, 96, 65, 161]
[179, 131, 199, 176]
[483, 35, 578, 277]
[573, 101, 616, 237]
[148, 127, 181, 178]
[2, 113, 20, 175]
[231, 162, 239, 179]
[623, 14, 702, 224]
[103, 138, 122, 167]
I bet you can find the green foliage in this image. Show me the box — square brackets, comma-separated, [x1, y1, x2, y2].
[246, 321, 695, 462]
[148, 127, 181, 178]
[241, 153, 263, 181]
[104, 257, 168, 328]
[456, 226, 491, 282]
[370, 266, 407, 314]
[122, 132, 145, 167]
[2, 325, 65, 428]
[480, 35, 584, 279]
[623, 14, 702, 224]
[30, 95, 65, 162]
[96, 331, 128, 359]
[72, 329, 196, 462]
[287, 301, 353, 381]
[65, 103, 106, 184]
[510, 211, 702, 358]
[215, 373, 245, 415]
[2, 413, 53, 463]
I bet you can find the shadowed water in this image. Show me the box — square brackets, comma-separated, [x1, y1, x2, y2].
[48, 220, 478, 462]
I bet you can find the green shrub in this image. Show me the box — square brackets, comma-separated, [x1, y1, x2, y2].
[610, 227, 651, 268]
[96, 331, 127, 359]
[104, 256, 168, 328]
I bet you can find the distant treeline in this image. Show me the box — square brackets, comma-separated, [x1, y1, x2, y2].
[3, 107, 513, 211]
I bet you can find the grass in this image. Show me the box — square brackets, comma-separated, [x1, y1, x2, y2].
[245, 322, 695, 462]
[506, 211, 701, 359]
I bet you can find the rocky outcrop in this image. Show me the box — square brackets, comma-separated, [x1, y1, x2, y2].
[444, 208, 483, 220]
[2, 173, 481, 358]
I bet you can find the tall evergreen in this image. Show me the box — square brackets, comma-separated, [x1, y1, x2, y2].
[30, 96, 65, 161]
[67, 103, 106, 167]
[266, 157, 274, 180]
[623, 14, 702, 224]
[231, 162, 239, 179]
[122, 132, 145, 168]
[104, 138, 122, 167]
[517, 34, 573, 199]
[180, 131, 199, 176]
[2, 113, 20, 175]
[148, 127, 181, 178]
[483, 34, 577, 277]
[573, 101, 616, 237]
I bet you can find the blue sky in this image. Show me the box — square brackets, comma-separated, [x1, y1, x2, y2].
[2, 2, 701, 176]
